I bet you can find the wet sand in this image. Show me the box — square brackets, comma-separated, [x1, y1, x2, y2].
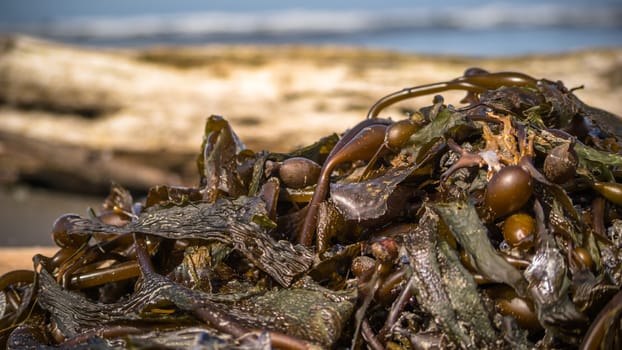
[0, 185, 102, 246]
[0, 186, 101, 275]
[0, 247, 58, 275]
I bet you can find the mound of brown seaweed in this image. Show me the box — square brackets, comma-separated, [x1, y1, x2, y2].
[2, 68, 622, 349]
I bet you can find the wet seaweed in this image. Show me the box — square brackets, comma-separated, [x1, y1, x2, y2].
[2, 68, 622, 349]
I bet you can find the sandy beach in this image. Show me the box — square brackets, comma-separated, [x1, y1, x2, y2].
[2, 36, 621, 155]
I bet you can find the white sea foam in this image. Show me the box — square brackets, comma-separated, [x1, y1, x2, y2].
[2, 4, 620, 41]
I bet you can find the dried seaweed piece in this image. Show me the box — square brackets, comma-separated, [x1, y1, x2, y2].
[38, 261, 241, 340]
[314, 200, 351, 255]
[478, 85, 545, 117]
[571, 269, 617, 314]
[101, 182, 134, 214]
[37, 267, 155, 337]
[234, 276, 356, 348]
[7, 323, 91, 350]
[403, 207, 497, 350]
[404, 107, 468, 160]
[39, 257, 350, 349]
[525, 239, 587, 344]
[329, 164, 417, 222]
[580, 287, 622, 350]
[64, 196, 312, 286]
[525, 201, 588, 345]
[144, 184, 203, 209]
[125, 326, 269, 350]
[268, 133, 339, 165]
[197, 115, 247, 202]
[435, 238, 501, 348]
[433, 201, 528, 296]
[0, 270, 38, 347]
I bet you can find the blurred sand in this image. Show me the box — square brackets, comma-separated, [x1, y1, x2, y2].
[2, 36, 621, 156]
[0, 247, 57, 275]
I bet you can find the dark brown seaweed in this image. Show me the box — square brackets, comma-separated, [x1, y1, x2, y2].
[3, 68, 622, 349]
[63, 196, 313, 287]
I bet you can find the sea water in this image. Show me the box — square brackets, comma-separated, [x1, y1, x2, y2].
[0, 0, 620, 56]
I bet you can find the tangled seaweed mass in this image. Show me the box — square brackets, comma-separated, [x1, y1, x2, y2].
[2, 68, 622, 349]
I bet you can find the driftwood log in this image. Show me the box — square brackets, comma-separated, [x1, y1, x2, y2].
[0, 130, 195, 193]
[1, 35, 621, 194]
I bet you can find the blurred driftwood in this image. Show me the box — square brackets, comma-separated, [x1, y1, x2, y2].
[0, 130, 196, 193]
[1, 35, 621, 194]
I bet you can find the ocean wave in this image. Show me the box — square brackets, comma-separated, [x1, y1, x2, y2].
[3, 4, 621, 41]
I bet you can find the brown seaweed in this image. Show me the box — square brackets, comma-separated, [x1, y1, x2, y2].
[62, 196, 312, 287]
[401, 207, 502, 349]
[2, 68, 622, 349]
